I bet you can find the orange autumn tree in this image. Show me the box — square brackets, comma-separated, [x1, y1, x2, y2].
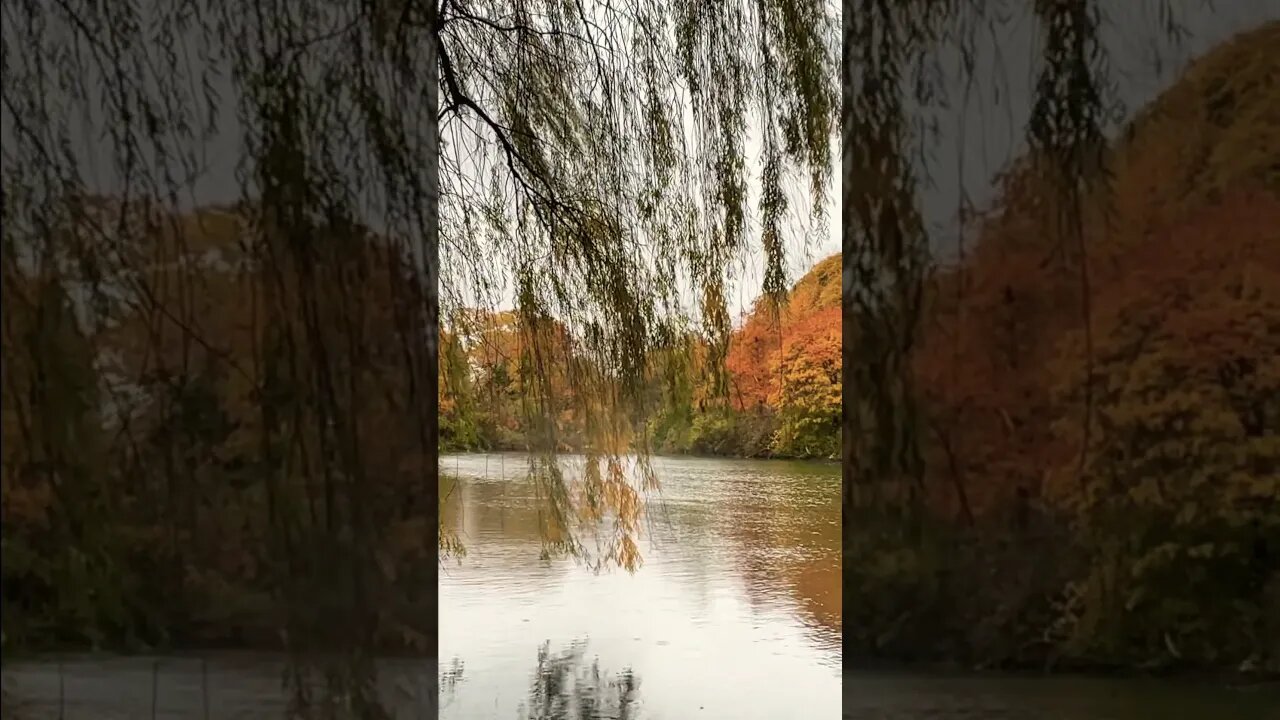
[916, 21, 1280, 527]
[770, 304, 841, 458]
[915, 165, 1080, 522]
[726, 299, 782, 412]
[727, 253, 841, 411]
[721, 253, 841, 458]
[898, 21, 1280, 670]
[1041, 188, 1280, 664]
[764, 255, 841, 459]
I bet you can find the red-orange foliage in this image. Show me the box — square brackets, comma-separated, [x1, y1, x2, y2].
[726, 254, 841, 412]
[726, 301, 782, 410]
[911, 20, 1280, 523]
[1045, 188, 1280, 505]
[771, 306, 841, 417]
[917, 181, 1280, 520]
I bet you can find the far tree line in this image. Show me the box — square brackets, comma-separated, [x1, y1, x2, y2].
[439, 254, 843, 461]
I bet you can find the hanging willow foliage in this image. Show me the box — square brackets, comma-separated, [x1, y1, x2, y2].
[5, 0, 841, 562]
[1025, 0, 1114, 490]
[840, 0, 1190, 530]
[2, 0, 837, 708]
[842, 0, 941, 522]
[433, 0, 839, 571]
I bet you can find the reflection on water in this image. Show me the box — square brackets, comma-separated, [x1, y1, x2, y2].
[440, 643, 641, 720]
[508, 641, 638, 720]
[0, 654, 436, 719]
[518, 641, 638, 720]
[2, 654, 1276, 719]
[438, 453, 843, 719]
[1, 646, 639, 720]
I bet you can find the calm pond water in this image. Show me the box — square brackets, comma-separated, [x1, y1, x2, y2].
[437, 453, 843, 720]
[2, 454, 1276, 718]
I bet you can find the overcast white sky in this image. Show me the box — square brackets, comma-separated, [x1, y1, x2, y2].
[4, 1, 1273, 321]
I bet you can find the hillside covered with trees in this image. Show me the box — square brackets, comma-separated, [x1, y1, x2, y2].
[844, 20, 1280, 675]
[1, 203, 441, 653]
[439, 254, 842, 460]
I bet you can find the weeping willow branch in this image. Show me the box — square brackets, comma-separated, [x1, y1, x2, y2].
[839, 0, 1191, 530]
[1027, 0, 1113, 492]
[431, 0, 838, 569]
[842, 0, 946, 520]
[1, 7, 840, 692]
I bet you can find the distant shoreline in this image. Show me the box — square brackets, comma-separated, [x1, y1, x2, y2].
[439, 445, 840, 463]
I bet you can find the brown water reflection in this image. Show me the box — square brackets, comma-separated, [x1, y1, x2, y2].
[438, 453, 843, 720]
[4, 653, 1274, 719]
